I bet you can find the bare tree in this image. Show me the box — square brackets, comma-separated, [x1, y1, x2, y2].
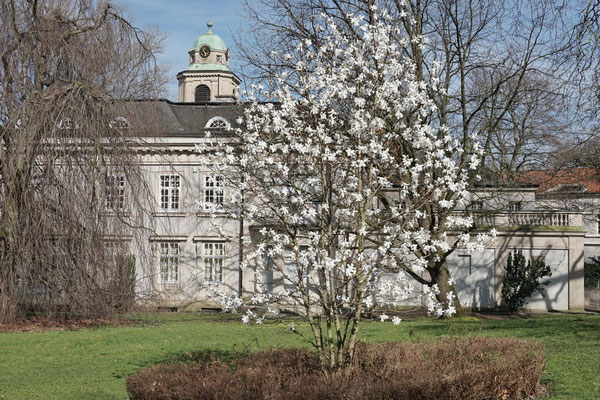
[548, 0, 600, 169]
[0, 0, 166, 320]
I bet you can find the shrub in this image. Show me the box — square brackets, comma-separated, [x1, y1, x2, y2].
[502, 249, 552, 312]
[127, 337, 546, 400]
[584, 256, 600, 289]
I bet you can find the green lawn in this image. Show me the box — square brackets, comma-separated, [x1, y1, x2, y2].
[0, 312, 599, 399]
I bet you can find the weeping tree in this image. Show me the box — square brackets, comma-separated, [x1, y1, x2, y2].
[199, 8, 491, 371]
[0, 0, 166, 320]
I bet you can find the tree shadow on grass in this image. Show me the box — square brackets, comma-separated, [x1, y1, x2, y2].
[144, 348, 241, 367]
[119, 349, 243, 382]
[409, 314, 600, 340]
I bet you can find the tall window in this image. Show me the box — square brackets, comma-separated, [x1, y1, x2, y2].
[160, 175, 180, 211]
[203, 242, 224, 282]
[262, 253, 274, 293]
[159, 242, 180, 283]
[105, 174, 126, 211]
[103, 241, 132, 285]
[195, 84, 210, 103]
[597, 214, 600, 235]
[284, 246, 309, 291]
[104, 241, 126, 263]
[203, 175, 224, 211]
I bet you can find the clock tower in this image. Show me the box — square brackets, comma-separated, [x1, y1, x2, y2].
[176, 22, 241, 103]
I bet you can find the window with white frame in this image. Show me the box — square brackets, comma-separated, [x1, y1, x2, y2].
[109, 116, 131, 130]
[202, 242, 224, 282]
[204, 116, 230, 129]
[284, 246, 309, 291]
[262, 253, 274, 293]
[159, 242, 180, 283]
[57, 117, 79, 130]
[159, 174, 180, 211]
[103, 240, 127, 284]
[104, 240, 125, 262]
[203, 175, 224, 211]
[105, 174, 126, 211]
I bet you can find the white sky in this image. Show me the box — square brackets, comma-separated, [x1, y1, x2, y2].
[115, 0, 251, 100]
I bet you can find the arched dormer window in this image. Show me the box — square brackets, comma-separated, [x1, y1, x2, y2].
[195, 84, 211, 103]
[204, 116, 230, 130]
[109, 116, 131, 130]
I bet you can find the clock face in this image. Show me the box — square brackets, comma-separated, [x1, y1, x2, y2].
[199, 45, 211, 58]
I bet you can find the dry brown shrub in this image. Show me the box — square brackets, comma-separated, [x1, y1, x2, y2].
[127, 337, 546, 400]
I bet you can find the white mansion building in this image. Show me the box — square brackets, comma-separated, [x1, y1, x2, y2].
[113, 24, 587, 312]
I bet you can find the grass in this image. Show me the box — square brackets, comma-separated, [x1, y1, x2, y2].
[0, 312, 599, 399]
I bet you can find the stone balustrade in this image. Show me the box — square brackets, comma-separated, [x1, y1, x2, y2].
[468, 211, 583, 228]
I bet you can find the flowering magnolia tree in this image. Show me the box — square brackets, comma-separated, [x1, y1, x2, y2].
[198, 10, 488, 371]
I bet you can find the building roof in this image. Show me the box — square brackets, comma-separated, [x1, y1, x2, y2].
[191, 22, 227, 51]
[520, 168, 600, 196]
[112, 100, 245, 137]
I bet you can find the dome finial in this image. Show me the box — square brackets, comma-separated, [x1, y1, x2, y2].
[207, 21, 213, 32]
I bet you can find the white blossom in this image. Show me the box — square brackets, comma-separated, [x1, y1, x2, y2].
[194, 6, 487, 369]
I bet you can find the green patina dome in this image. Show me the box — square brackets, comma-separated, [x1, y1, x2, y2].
[186, 63, 231, 72]
[191, 21, 227, 51]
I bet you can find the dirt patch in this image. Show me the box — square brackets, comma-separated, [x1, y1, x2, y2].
[0, 317, 131, 333]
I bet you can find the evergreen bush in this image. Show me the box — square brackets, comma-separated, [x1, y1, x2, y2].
[502, 249, 552, 312]
[584, 256, 600, 289]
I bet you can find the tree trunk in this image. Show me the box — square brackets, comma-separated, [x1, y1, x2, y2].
[0, 164, 28, 320]
[431, 260, 464, 317]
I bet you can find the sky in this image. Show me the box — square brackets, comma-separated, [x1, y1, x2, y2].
[114, 0, 251, 100]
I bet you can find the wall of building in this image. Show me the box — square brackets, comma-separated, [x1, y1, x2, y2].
[448, 249, 496, 308]
[117, 139, 586, 312]
[177, 73, 239, 103]
[125, 152, 248, 309]
[447, 231, 584, 311]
